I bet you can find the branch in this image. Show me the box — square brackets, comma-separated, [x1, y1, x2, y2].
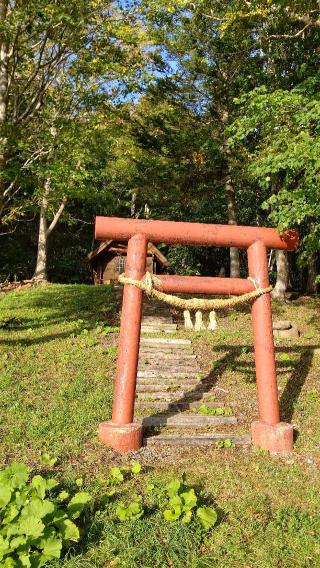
[0, 224, 17, 236]
[289, 12, 320, 29]
[268, 23, 312, 39]
[68, 214, 94, 225]
[46, 197, 67, 236]
[2, 147, 49, 199]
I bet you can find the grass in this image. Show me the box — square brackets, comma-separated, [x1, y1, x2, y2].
[1, 284, 320, 567]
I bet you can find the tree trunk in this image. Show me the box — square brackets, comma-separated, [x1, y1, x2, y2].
[33, 183, 49, 282]
[221, 111, 240, 278]
[306, 252, 317, 295]
[225, 172, 240, 278]
[131, 191, 136, 217]
[33, 177, 67, 282]
[0, 0, 8, 217]
[271, 250, 289, 301]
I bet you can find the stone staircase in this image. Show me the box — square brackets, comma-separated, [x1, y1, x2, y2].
[115, 285, 250, 449]
[115, 285, 177, 334]
[141, 296, 178, 334]
[136, 338, 250, 449]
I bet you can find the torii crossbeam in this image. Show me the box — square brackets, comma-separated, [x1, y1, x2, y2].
[95, 216, 299, 454]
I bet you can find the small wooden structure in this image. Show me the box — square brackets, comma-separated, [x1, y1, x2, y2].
[87, 240, 169, 284]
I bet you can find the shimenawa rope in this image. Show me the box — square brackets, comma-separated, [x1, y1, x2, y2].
[118, 271, 272, 312]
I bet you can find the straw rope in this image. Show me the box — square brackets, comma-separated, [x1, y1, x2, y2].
[118, 272, 272, 311]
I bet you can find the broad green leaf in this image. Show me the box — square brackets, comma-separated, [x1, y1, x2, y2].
[0, 486, 12, 509]
[51, 509, 68, 524]
[18, 516, 45, 538]
[31, 476, 46, 499]
[67, 491, 91, 519]
[109, 467, 124, 485]
[40, 454, 57, 467]
[168, 495, 182, 508]
[2, 557, 18, 567]
[9, 535, 27, 550]
[6, 523, 20, 538]
[182, 510, 192, 523]
[55, 519, 79, 542]
[45, 478, 59, 492]
[29, 551, 47, 568]
[116, 502, 128, 522]
[163, 506, 181, 521]
[127, 501, 143, 520]
[14, 490, 28, 508]
[2, 504, 20, 524]
[181, 488, 197, 511]
[196, 507, 218, 530]
[17, 553, 31, 568]
[0, 464, 29, 490]
[116, 499, 143, 522]
[131, 461, 141, 475]
[57, 491, 69, 502]
[0, 534, 10, 560]
[166, 479, 180, 498]
[21, 497, 55, 519]
[40, 536, 62, 559]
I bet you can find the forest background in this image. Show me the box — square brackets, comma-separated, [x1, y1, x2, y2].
[0, 0, 319, 299]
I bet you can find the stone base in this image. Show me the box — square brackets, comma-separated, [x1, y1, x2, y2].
[98, 421, 143, 452]
[251, 421, 293, 454]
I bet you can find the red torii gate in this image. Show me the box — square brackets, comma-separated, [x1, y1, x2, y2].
[95, 216, 299, 454]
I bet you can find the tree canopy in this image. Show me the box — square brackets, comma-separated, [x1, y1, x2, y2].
[0, 0, 319, 292]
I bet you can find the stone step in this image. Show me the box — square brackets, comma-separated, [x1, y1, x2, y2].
[137, 377, 200, 386]
[141, 328, 178, 334]
[142, 322, 177, 328]
[144, 434, 251, 447]
[140, 338, 191, 345]
[136, 390, 213, 401]
[138, 363, 201, 372]
[137, 414, 237, 428]
[141, 328, 177, 332]
[139, 356, 199, 364]
[139, 350, 194, 358]
[136, 384, 197, 393]
[142, 314, 173, 324]
[142, 322, 174, 327]
[143, 311, 172, 317]
[137, 370, 199, 378]
[139, 351, 196, 360]
[135, 400, 227, 411]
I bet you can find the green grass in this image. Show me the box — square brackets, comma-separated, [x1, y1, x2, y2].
[0, 284, 118, 464]
[1, 285, 320, 567]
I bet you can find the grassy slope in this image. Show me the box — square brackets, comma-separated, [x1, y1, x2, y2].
[1, 284, 320, 568]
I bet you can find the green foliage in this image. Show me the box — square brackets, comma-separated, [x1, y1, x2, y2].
[40, 454, 57, 468]
[162, 478, 217, 530]
[0, 463, 91, 567]
[216, 439, 234, 449]
[229, 81, 320, 262]
[116, 496, 144, 522]
[306, 389, 319, 402]
[197, 405, 233, 416]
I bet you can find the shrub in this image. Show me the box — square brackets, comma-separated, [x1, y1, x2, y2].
[0, 463, 91, 567]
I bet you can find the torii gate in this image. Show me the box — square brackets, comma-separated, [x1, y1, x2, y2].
[95, 216, 299, 454]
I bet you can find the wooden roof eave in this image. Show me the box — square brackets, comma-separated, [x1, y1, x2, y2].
[87, 239, 170, 268]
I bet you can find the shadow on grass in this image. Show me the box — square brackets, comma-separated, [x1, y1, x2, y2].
[280, 348, 314, 421]
[142, 344, 316, 435]
[0, 284, 120, 346]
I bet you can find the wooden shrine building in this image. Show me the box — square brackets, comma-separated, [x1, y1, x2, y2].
[87, 240, 170, 285]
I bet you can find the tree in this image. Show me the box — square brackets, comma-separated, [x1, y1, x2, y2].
[0, 0, 149, 279]
[139, 0, 269, 276]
